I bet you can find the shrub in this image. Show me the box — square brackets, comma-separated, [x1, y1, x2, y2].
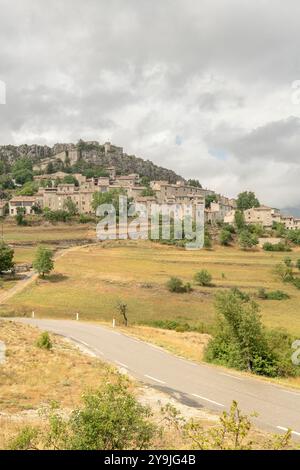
[36, 331, 52, 350]
[296, 259, 300, 271]
[166, 277, 192, 293]
[194, 270, 212, 287]
[266, 290, 290, 300]
[273, 263, 294, 283]
[9, 378, 157, 450]
[258, 288, 289, 300]
[292, 277, 300, 290]
[263, 242, 291, 252]
[238, 230, 258, 250]
[283, 257, 292, 267]
[219, 229, 232, 246]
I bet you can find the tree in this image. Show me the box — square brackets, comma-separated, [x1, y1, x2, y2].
[194, 270, 212, 286]
[0, 242, 14, 273]
[234, 210, 245, 231]
[15, 207, 27, 226]
[238, 230, 258, 250]
[63, 175, 79, 187]
[16, 181, 38, 196]
[219, 228, 233, 246]
[205, 290, 276, 375]
[92, 189, 127, 214]
[33, 246, 54, 278]
[205, 194, 218, 209]
[117, 301, 128, 326]
[187, 179, 202, 188]
[236, 191, 260, 211]
[63, 198, 78, 216]
[140, 176, 150, 187]
[141, 187, 155, 197]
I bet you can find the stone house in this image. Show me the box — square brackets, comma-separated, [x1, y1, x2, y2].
[244, 206, 281, 227]
[9, 196, 38, 216]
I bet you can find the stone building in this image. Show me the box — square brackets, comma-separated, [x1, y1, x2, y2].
[9, 196, 38, 216]
[244, 206, 281, 227]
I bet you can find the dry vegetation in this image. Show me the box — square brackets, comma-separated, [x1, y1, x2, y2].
[2, 240, 300, 336]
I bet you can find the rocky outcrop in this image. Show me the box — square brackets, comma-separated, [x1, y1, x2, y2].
[0, 141, 184, 183]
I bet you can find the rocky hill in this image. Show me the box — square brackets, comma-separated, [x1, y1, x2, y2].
[0, 141, 184, 183]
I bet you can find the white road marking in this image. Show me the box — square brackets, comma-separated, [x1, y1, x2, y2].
[115, 360, 128, 369]
[144, 374, 166, 384]
[277, 426, 300, 437]
[220, 372, 244, 381]
[192, 393, 225, 407]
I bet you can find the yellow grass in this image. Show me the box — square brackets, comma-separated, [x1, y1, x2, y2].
[2, 240, 300, 336]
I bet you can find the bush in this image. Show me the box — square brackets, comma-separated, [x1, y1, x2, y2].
[273, 263, 294, 283]
[238, 230, 258, 250]
[296, 259, 300, 271]
[258, 288, 289, 300]
[263, 242, 291, 252]
[166, 277, 192, 293]
[292, 277, 300, 290]
[194, 270, 212, 286]
[36, 331, 52, 350]
[219, 229, 233, 246]
[9, 378, 157, 450]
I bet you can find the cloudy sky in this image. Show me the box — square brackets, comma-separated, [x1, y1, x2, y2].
[1, 0, 300, 208]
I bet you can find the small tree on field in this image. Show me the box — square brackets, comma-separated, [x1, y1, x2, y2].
[117, 301, 128, 326]
[194, 270, 212, 287]
[0, 242, 14, 274]
[166, 277, 191, 293]
[33, 247, 54, 278]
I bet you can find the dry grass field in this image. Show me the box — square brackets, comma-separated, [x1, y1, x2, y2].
[2, 240, 300, 337]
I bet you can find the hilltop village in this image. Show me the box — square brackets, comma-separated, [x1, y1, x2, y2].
[0, 140, 299, 231]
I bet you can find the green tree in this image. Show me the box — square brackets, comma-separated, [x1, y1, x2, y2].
[236, 191, 260, 211]
[63, 175, 79, 186]
[219, 228, 233, 246]
[63, 198, 78, 216]
[15, 207, 27, 226]
[234, 210, 245, 231]
[33, 247, 54, 278]
[205, 290, 276, 375]
[187, 179, 202, 188]
[238, 230, 258, 250]
[194, 270, 212, 286]
[205, 194, 218, 208]
[16, 181, 39, 196]
[0, 242, 14, 273]
[141, 187, 155, 197]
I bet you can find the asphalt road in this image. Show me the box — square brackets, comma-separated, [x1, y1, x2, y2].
[14, 318, 300, 438]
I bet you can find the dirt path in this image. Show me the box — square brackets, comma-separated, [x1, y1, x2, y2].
[0, 244, 95, 305]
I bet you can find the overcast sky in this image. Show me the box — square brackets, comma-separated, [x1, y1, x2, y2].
[1, 0, 300, 208]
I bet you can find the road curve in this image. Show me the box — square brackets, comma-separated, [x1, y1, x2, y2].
[12, 318, 300, 438]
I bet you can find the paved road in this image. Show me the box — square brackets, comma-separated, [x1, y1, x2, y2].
[14, 318, 300, 438]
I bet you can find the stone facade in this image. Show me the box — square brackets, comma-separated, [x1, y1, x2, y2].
[9, 196, 38, 216]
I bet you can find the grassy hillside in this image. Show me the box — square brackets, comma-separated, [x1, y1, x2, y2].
[2, 240, 300, 337]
